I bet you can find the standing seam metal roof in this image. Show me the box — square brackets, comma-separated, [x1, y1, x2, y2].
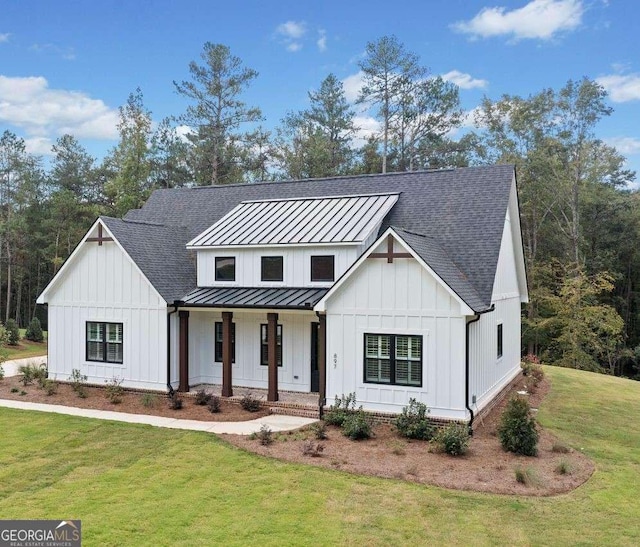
[187, 193, 399, 247]
[181, 287, 328, 309]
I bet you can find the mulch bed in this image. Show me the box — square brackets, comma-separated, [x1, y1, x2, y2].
[221, 374, 595, 496]
[0, 376, 268, 422]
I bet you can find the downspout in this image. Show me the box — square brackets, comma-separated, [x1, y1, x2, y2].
[465, 304, 495, 435]
[167, 301, 180, 395]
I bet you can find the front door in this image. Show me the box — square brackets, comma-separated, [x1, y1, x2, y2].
[310, 322, 319, 393]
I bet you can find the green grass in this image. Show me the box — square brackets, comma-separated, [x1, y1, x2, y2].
[2, 329, 47, 360]
[0, 366, 638, 546]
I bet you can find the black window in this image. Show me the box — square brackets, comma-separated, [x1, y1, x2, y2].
[260, 324, 282, 366]
[215, 257, 236, 281]
[261, 256, 283, 282]
[497, 323, 503, 359]
[86, 322, 123, 364]
[215, 322, 236, 363]
[364, 333, 422, 387]
[311, 255, 335, 282]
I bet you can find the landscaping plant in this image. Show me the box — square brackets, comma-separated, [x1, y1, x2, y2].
[0, 364, 4, 381]
[168, 392, 183, 410]
[432, 423, 470, 456]
[105, 376, 125, 404]
[394, 398, 434, 440]
[498, 395, 538, 456]
[310, 421, 328, 440]
[18, 364, 35, 386]
[341, 409, 372, 440]
[240, 392, 261, 412]
[5, 319, 20, 346]
[43, 379, 58, 396]
[140, 393, 157, 408]
[70, 368, 88, 398]
[207, 395, 221, 413]
[25, 317, 44, 342]
[324, 393, 357, 426]
[301, 440, 324, 457]
[257, 424, 273, 446]
[195, 389, 212, 405]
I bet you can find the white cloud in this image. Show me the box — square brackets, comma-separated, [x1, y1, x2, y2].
[30, 43, 76, 60]
[605, 136, 640, 155]
[451, 0, 583, 41]
[286, 42, 302, 52]
[276, 21, 307, 40]
[342, 71, 366, 103]
[24, 137, 54, 156]
[441, 70, 488, 89]
[0, 33, 10, 44]
[317, 29, 327, 52]
[352, 115, 381, 147]
[596, 73, 640, 102]
[0, 75, 119, 141]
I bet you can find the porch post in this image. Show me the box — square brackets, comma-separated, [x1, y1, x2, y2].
[179, 310, 190, 392]
[267, 312, 278, 402]
[222, 311, 233, 397]
[318, 313, 327, 410]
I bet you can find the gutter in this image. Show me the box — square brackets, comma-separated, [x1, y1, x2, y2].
[465, 304, 495, 435]
[167, 301, 180, 395]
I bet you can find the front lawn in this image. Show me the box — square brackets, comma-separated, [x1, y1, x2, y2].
[0, 366, 638, 545]
[2, 329, 48, 360]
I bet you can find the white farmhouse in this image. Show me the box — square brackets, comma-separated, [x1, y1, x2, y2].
[37, 165, 528, 424]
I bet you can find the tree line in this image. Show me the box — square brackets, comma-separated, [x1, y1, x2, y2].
[1, 36, 639, 379]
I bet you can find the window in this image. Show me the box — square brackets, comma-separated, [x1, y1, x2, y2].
[215, 257, 236, 281]
[214, 322, 236, 363]
[311, 255, 335, 282]
[364, 333, 422, 386]
[497, 323, 503, 359]
[260, 324, 282, 366]
[261, 256, 283, 282]
[86, 322, 123, 364]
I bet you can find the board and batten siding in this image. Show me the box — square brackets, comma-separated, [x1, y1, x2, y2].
[324, 238, 468, 420]
[186, 310, 317, 392]
[196, 245, 361, 288]
[468, 208, 523, 412]
[46, 230, 168, 390]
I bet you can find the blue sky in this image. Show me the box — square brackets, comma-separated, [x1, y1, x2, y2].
[1, 0, 639, 176]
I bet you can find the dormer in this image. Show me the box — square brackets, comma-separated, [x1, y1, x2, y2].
[186, 193, 400, 288]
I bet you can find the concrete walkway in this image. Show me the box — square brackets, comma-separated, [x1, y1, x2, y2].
[2, 355, 47, 378]
[0, 398, 317, 435]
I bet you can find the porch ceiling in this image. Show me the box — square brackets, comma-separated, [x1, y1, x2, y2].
[180, 286, 329, 310]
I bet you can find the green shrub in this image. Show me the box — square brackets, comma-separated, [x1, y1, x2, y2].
[498, 396, 538, 456]
[5, 319, 20, 346]
[18, 364, 36, 386]
[240, 392, 261, 412]
[514, 466, 541, 486]
[25, 317, 44, 342]
[195, 389, 212, 405]
[33, 364, 48, 387]
[168, 392, 183, 410]
[43, 379, 58, 396]
[394, 398, 434, 440]
[104, 376, 124, 404]
[310, 421, 328, 440]
[19, 390, 27, 396]
[324, 393, 357, 426]
[257, 424, 273, 445]
[432, 423, 470, 456]
[141, 393, 157, 408]
[555, 459, 572, 475]
[342, 409, 372, 440]
[10, 387, 18, 393]
[0, 364, 4, 381]
[70, 369, 88, 398]
[207, 395, 221, 413]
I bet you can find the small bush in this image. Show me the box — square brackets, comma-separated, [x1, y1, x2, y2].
[310, 421, 328, 440]
[256, 424, 273, 446]
[394, 398, 434, 440]
[168, 392, 183, 410]
[555, 459, 572, 475]
[18, 364, 36, 386]
[70, 369, 88, 398]
[140, 393, 157, 408]
[195, 389, 212, 406]
[498, 396, 538, 456]
[104, 376, 124, 404]
[19, 390, 27, 396]
[432, 423, 470, 456]
[10, 387, 18, 393]
[301, 440, 325, 457]
[514, 466, 541, 486]
[240, 392, 262, 412]
[43, 379, 58, 396]
[25, 317, 44, 342]
[324, 393, 357, 426]
[207, 395, 222, 413]
[551, 441, 571, 454]
[342, 409, 372, 440]
[34, 364, 48, 388]
[5, 319, 20, 346]
[0, 364, 4, 381]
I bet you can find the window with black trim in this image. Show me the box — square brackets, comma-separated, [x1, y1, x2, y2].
[497, 323, 503, 359]
[215, 257, 236, 281]
[215, 322, 236, 363]
[261, 256, 283, 282]
[86, 322, 123, 364]
[364, 333, 422, 386]
[260, 324, 282, 366]
[311, 255, 334, 282]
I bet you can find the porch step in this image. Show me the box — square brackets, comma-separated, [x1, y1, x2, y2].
[269, 406, 320, 419]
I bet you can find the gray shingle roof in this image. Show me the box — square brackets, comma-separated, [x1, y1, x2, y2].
[120, 165, 516, 311]
[100, 216, 195, 303]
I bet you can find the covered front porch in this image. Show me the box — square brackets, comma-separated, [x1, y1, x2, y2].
[171, 287, 327, 406]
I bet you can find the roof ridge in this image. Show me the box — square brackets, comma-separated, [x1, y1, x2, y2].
[102, 216, 186, 229]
